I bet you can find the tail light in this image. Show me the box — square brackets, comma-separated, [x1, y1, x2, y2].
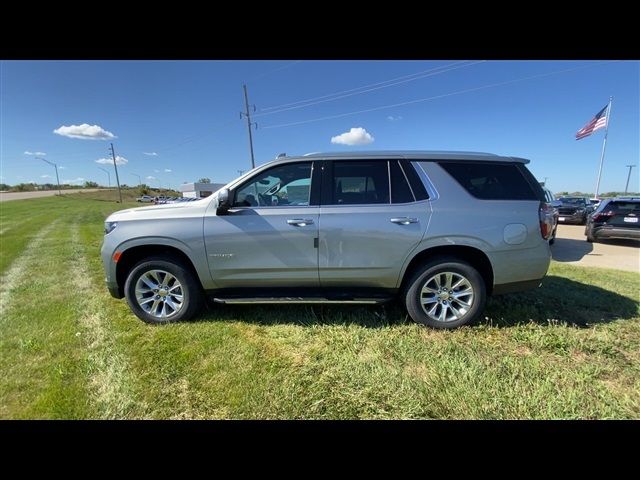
[592, 211, 614, 222]
[539, 202, 555, 240]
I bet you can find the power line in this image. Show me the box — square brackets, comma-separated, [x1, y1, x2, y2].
[249, 60, 303, 83]
[264, 61, 615, 129]
[256, 61, 484, 117]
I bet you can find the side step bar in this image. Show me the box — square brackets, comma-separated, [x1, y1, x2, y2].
[212, 297, 391, 305]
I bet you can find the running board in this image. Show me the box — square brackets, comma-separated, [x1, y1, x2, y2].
[212, 297, 390, 305]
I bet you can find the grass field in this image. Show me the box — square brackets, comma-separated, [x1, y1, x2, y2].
[1, 194, 639, 419]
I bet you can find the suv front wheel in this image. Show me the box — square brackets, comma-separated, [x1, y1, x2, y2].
[404, 257, 486, 329]
[124, 256, 203, 324]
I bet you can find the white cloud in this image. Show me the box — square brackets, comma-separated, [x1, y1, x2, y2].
[58, 166, 66, 170]
[153, 169, 160, 173]
[63, 177, 85, 184]
[146, 176, 156, 180]
[387, 115, 403, 122]
[54, 123, 116, 140]
[143, 152, 158, 156]
[330, 127, 374, 146]
[96, 155, 128, 166]
[40, 174, 52, 178]
[164, 168, 172, 173]
[24, 151, 46, 156]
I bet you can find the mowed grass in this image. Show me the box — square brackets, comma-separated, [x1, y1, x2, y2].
[1, 194, 639, 419]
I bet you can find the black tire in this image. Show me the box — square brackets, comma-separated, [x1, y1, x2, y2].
[404, 256, 486, 329]
[549, 226, 557, 245]
[586, 233, 595, 243]
[124, 256, 203, 324]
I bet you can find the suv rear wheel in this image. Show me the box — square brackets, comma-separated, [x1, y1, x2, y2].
[124, 256, 203, 324]
[404, 257, 486, 329]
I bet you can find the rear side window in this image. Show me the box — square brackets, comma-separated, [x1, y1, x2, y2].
[333, 161, 389, 205]
[390, 160, 415, 203]
[440, 162, 539, 200]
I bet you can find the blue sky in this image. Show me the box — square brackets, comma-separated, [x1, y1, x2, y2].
[1, 60, 638, 194]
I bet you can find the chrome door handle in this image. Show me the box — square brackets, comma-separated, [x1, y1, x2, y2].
[390, 217, 418, 225]
[287, 218, 314, 227]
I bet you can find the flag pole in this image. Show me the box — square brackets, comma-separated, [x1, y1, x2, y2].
[593, 96, 613, 199]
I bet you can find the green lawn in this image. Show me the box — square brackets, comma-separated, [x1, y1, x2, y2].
[1, 194, 638, 419]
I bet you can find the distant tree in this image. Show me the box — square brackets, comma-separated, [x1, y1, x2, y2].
[198, 178, 211, 184]
[139, 184, 150, 195]
[0, 183, 11, 191]
[556, 191, 569, 196]
[84, 181, 99, 188]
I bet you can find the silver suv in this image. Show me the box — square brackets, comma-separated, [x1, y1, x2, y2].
[101, 151, 553, 329]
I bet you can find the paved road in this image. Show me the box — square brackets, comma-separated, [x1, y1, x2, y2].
[0, 189, 105, 202]
[552, 224, 639, 273]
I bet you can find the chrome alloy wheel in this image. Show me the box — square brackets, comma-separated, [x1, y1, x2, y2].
[135, 269, 184, 319]
[420, 272, 475, 323]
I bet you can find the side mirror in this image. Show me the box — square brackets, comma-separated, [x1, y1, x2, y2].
[216, 188, 231, 215]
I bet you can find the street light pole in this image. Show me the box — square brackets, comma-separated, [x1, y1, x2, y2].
[98, 167, 111, 187]
[624, 165, 636, 194]
[130, 173, 142, 186]
[36, 157, 61, 196]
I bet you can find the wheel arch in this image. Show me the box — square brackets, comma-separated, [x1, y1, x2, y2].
[115, 243, 204, 298]
[399, 245, 494, 296]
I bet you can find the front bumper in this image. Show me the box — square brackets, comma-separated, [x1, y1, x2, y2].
[557, 213, 585, 224]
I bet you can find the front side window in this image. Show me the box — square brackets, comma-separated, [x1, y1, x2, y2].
[233, 162, 312, 207]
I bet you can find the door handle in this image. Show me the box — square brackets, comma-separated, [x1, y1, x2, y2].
[390, 217, 418, 225]
[287, 218, 314, 227]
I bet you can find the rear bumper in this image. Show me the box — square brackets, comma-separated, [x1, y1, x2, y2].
[593, 226, 640, 240]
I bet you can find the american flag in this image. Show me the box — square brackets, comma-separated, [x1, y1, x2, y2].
[576, 104, 609, 140]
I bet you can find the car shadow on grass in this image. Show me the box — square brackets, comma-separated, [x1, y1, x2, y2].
[193, 275, 637, 329]
[484, 275, 638, 328]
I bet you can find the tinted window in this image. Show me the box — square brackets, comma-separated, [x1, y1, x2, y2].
[607, 201, 640, 214]
[233, 162, 312, 207]
[440, 162, 539, 200]
[332, 161, 389, 205]
[390, 160, 415, 203]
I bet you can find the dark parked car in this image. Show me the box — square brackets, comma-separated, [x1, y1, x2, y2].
[542, 186, 559, 244]
[557, 196, 593, 225]
[585, 197, 640, 242]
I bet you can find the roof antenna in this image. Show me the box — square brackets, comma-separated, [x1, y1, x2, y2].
[276, 152, 287, 159]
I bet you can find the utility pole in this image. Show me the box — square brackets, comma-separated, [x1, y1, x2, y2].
[37, 157, 61, 196]
[240, 84, 257, 170]
[110, 143, 123, 203]
[625, 165, 636, 194]
[98, 167, 111, 187]
[237, 169, 245, 176]
[130, 173, 142, 186]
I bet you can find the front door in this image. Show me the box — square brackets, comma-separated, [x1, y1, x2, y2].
[204, 161, 320, 289]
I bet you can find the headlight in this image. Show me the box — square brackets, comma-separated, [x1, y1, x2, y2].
[105, 221, 118, 234]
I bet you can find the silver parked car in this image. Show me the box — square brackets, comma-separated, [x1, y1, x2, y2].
[101, 151, 553, 329]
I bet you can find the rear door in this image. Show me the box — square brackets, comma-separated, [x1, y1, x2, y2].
[318, 159, 431, 289]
